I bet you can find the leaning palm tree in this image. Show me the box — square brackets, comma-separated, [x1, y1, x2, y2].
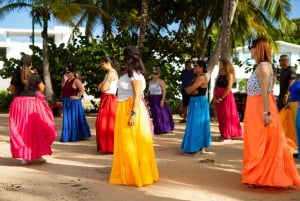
[0, 0, 81, 103]
[206, 0, 296, 80]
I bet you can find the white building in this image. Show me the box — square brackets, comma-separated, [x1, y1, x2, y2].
[1, 28, 300, 99]
[0, 26, 79, 91]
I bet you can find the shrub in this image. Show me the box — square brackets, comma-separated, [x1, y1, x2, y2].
[0, 90, 14, 112]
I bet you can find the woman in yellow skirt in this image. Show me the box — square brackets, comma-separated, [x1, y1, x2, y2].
[242, 38, 300, 187]
[109, 46, 159, 187]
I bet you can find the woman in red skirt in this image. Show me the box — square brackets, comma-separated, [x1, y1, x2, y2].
[95, 57, 118, 153]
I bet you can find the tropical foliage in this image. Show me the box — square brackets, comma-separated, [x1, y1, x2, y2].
[0, 0, 299, 111]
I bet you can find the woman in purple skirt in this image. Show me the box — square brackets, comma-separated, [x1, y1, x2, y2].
[147, 70, 174, 134]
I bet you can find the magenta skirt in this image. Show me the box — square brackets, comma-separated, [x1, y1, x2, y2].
[214, 87, 242, 139]
[9, 93, 57, 161]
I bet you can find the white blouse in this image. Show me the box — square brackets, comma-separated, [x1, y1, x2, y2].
[117, 71, 146, 101]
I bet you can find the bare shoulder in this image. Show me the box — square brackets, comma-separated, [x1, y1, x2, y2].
[256, 62, 272, 76]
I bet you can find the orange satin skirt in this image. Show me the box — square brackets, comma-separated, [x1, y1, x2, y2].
[242, 94, 300, 187]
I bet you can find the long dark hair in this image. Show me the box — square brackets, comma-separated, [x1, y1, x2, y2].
[123, 46, 146, 78]
[20, 55, 32, 89]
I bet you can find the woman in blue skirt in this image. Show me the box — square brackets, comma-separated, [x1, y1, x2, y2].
[181, 60, 211, 155]
[61, 63, 91, 142]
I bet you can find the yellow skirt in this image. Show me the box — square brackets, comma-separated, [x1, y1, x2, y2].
[279, 102, 298, 147]
[109, 97, 159, 187]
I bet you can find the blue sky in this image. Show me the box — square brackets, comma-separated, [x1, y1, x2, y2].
[0, 1, 299, 32]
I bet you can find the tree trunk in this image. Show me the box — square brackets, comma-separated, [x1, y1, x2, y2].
[206, 0, 238, 80]
[199, 18, 214, 60]
[206, 0, 238, 119]
[138, 0, 149, 54]
[42, 19, 54, 103]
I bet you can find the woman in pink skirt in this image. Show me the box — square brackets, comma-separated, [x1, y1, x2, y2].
[214, 59, 242, 140]
[9, 55, 57, 165]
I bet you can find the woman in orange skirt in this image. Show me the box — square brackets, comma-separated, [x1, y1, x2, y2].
[242, 38, 300, 187]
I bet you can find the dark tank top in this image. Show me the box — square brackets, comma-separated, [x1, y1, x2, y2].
[14, 73, 42, 97]
[62, 78, 79, 98]
[216, 75, 228, 88]
[190, 87, 207, 97]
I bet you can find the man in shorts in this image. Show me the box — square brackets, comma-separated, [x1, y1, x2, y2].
[180, 60, 194, 123]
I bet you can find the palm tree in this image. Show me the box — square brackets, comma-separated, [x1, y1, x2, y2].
[138, 0, 149, 53]
[0, 0, 81, 103]
[206, 0, 296, 80]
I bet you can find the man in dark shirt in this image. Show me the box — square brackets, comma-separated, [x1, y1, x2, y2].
[180, 60, 194, 123]
[277, 55, 296, 111]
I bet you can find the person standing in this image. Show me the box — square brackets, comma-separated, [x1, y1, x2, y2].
[181, 60, 211, 155]
[109, 46, 159, 187]
[277, 55, 296, 111]
[289, 79, 300, 158]
[180, 60, 194, 123]
[214, 59, 242, 141]
[147, 69, 174, 134]
[61, 63, 91, 142]
[277, 56, 298, 148]
[95, 57, 118, 153]
[242, 38, 300, 187]
[9, 55, 57, 165]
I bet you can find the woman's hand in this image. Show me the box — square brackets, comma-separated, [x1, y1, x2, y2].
[128, 115, 135, 126]
[264, 114, 270, 126]
[214, 97, 222, 104]
[160, 101, 164, 108]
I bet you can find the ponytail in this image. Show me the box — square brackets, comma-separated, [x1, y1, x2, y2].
[20, 55, 32, 89]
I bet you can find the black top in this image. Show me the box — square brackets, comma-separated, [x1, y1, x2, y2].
[11, 72, 42, 97]
[190, 87, 207, 97]
[216, 75, 228, 88]
[279, 66, 296, 98]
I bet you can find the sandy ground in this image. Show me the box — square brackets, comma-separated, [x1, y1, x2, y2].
[0, 113, 300, 201]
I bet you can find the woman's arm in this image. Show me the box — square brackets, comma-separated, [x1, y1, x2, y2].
[185, 75, 206, 94]
[256, 63, 271, 124]
[128, 79, 142, 126]
[159, 79, 167, 103]
[220, 73, 234, 99]
[99, 70, 117, 92]
[72, 78, 85, 99]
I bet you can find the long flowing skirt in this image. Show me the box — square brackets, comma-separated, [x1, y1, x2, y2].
[296, 105, 300, 158]
[109, 97, 159, 187]
[95, 93, 117, 152]
[61, 97, 91, 142]
[181, 95, 211, 153]
[148, 94, 174, 134]
[279, 102, 298, 147]
[242, 94, 300, 187]
[9, 93, 57, 161]
[215, 88, 242, 139]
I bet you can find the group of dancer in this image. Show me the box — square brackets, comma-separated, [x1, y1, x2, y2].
[7, 38, 300, 188]
[8, 46, 160, 187]
[179, 38, 300, 188]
